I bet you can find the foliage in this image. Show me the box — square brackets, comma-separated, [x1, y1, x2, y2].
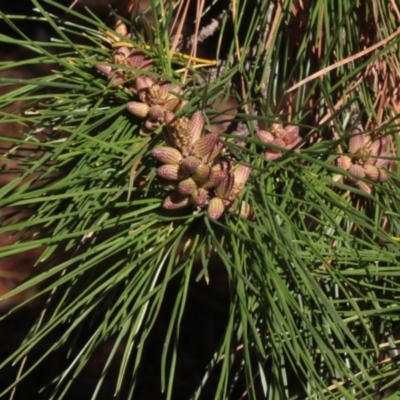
[1, 0, 400, 398]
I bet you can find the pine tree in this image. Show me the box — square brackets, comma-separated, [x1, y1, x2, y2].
[1, 1, 400, 398]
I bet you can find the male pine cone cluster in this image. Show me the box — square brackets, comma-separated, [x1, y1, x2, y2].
[96, 44, 393, 215]
[96, 45, 252, 219]
[257, 123, 301, 161]
[336, 129, 393, 194]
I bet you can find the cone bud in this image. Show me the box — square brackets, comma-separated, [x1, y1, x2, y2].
[348, 164, 365, 180]
[114, 46, 130, 59]
[356, 181, 372, 194]
[215, 173, 234, 199]
[271, 138, 286, 148]
[232, 165, 252, 188]
[207, 197, 225, 220]
[95, 64, 112, 76]
[163, 194, 190, 210]
[257, 130, 274, 143]
[237, 201, 255, 220]
[157, 164, 186, 180]
[193, 164, 211, 183]
[158, 83, 172, 97]
[158, 83, 182, 106]
[191, 188, 208, 207]
[127, 101, 150, 118]
[216, 160, 231, 174]
[189, 111, 205, 144]
[368, 139, 383, 158]
[202, 170, 227, 189]
[364, 165, 388, 182]
[110, 74, 125, 86]
[375, 152, 392, 169]
[178, 178, 198, 195]
[283, 125, 300, 143]
[349, 133, 365, 154]
[180, 156, 202, 175]
[144, 119, 160, 131]
[271, 123, 285, 135]
[148, 105, 165, 121]
[135, 75, 155, 91]
[205, 142, 224, 163]
[227, 165, 251, 202]
[264, 138, 286, 161]
[127, 50, 153, 70]
[192, 133, 219, 158]
[164, 110, 176, 125]
[337, 155, 351, 170]
[164, 97, 181, 112]
[265, 150, 282, 162]
[151, 147, 183, 164]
